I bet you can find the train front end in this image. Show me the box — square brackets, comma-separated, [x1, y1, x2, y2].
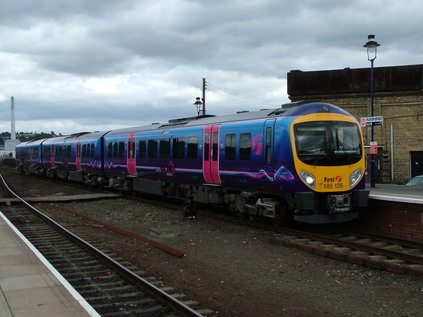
[290, 106, 369, 224]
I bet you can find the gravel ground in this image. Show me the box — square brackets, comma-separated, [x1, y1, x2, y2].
[1, 170, 422, 317]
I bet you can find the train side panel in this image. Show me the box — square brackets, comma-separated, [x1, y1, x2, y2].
[16, 139, 46, 175]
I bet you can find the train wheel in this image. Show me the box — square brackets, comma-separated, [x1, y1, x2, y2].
[271, 201, 290, 226]
[236, 210, 248, 220]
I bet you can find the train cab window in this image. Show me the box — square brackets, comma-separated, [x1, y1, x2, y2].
[225, 134, 236, 160]
[240, 133, 252, 161]
[187, 136, 198, 160]
[173, 137, 185, 159]
[160, 138, 170, 159]
[148, 140, 158, 159]
[139, 140, 146, 158]
[119, 141, 125, 158]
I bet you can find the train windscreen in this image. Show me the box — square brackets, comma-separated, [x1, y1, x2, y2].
[294, 121, 362, 166]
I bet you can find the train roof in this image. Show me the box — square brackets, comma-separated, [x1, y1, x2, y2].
[63, 130, 110, 140]
[106, 101, 354, 135]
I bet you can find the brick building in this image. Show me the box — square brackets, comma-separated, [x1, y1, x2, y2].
[287, 64, 423, 183]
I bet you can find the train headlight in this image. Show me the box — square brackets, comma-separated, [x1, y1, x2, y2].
[300, 170, 316, 189]
[350, 168, 362, 187]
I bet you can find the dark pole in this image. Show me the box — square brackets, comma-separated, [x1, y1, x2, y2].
[370, 58, 376, 188]
[202, 78, 206, 116]
[363, 34, 380, 188]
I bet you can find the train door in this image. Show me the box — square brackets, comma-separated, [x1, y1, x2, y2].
[264, 119, 276, 164]
[127, 133, 137, 175]
[76, 139, 82, 170]
[203, 125, 221, 184]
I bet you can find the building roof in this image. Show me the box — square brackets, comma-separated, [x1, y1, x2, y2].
[288, 64, 423, 98]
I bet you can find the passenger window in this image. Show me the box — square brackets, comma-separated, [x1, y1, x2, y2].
[173, 137, 185, 159]
[108, 142, 112, 157]
[225, 134, 236, 160]
[119, 141, 125, 158]
[113, 142, 118, 158]
[187, 136, 198, 160]
[240, 133, 251, 160]
[139, 140, 146, 158]
[148, 140, 158, 159]
[160, 138, 170, 159]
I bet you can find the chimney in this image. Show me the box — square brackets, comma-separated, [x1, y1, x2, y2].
[11, 96, 16, 140]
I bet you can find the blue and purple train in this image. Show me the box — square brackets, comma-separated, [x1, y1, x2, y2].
[16, 101, 369, 224]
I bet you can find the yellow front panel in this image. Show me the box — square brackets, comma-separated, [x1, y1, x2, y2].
[291, 113, 366, 193]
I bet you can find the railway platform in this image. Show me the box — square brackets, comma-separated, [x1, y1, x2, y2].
[0, 213, 98, 317]
[368, 183, 423, 204]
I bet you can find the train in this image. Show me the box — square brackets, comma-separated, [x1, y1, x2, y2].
[15, 101, 369, 225]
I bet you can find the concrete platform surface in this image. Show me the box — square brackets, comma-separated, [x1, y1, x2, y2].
[0, 212, 99, 317]
[368, 183, 423, 204]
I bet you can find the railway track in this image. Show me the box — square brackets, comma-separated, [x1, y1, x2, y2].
[0, 175, 209, 317]
[195, 209, 423, 276]
[269, 228, 423, 276]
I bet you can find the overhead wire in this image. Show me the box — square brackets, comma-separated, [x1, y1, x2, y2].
[206, 81, 280, 108]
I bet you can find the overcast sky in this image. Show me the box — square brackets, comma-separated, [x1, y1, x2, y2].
[1, 0, 422, 135]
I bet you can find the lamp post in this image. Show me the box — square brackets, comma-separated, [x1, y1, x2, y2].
[363, 34, 380, 188]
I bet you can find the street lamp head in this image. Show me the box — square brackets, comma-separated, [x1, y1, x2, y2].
[193, 97, 203, 115]
[363, 34, 380, 61]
